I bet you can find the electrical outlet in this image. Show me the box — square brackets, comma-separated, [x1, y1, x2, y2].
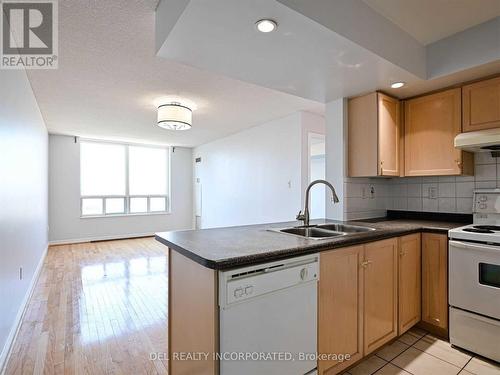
[369, 186, 375, 199]
[429, 186, 438, 199]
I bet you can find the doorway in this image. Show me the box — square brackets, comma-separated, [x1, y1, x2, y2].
[308, 133, 326, 219]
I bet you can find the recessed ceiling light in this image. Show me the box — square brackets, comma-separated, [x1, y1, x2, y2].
[391, 82, 405, 89]
[255, 19, 278, 33]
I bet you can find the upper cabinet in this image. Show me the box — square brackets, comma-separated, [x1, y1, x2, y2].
[348, 92, 401, 177]
[463, 76, 500, 132]
[404, 88, 474, 176]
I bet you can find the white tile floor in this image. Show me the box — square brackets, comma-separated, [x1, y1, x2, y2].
[342, 328, 500, 375]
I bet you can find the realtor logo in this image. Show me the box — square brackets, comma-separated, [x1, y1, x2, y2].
[1, 0, 58, 69]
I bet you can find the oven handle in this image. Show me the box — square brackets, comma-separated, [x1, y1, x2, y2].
[450, 240, 500, 253]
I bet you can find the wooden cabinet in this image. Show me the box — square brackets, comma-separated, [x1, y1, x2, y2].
[318, 239, 398, 374]
[421, 233, 448, 337]
[318, 233, 449, 372]
[348, 92, 401, 177]
[319, 246, 364, 375]
[169, 249, 218, 375]
[363, 238, 398, 355]
[398, 234, 421, 334]
[463, 76, 500, 132]
[404, 88, 473, 176]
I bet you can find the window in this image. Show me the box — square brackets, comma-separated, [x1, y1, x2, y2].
[80, 140, 170, 216]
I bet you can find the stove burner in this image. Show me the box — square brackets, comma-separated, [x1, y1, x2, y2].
[463, 228, 495, 234]
[473, 225, 500, 231]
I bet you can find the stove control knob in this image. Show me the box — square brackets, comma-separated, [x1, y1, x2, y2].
[479, 203, 487, 209]
[480, 196, 488, 202]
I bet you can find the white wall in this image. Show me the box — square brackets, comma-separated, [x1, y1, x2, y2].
[195, 112, 324, 228]
[0, 69, 48, 367]
[49, 135, 193, 243]
[325, 98, 347, 220]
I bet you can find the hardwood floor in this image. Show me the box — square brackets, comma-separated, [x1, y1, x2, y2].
[3, 237, 168, 375]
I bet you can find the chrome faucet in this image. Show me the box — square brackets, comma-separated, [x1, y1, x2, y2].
[296, 179, 340, 226]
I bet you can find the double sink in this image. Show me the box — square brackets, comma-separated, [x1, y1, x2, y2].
[270, 223, 375, 240]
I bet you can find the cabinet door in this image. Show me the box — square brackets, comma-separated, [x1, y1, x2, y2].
[404, 88, 463, 176]
[319, 246, 364, 375]
[348, 93, 379, 177]
[363, 238, 398, 355]
[463, 76, 500, 132]
[422, 233, 448, 332]
[378, 93, 401, 176]
[398, 234, 421, 334]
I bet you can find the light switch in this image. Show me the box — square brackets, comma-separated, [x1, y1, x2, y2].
[429, 186, 438, 199]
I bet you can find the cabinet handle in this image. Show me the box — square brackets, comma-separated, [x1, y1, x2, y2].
[380, 161, 384, 176]
[455, 159, 462, 168]
[434, 318, 440, 323]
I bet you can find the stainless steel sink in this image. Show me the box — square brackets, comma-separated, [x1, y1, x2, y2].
[269, 223, 375, 240]
[316, 223, 375, 233]
[278, 227, 345, 239]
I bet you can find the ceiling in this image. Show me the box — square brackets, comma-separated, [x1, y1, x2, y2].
[26, 0, 500, 147]
[157, 0, 500, 103]
[26, 0, 322, 147]
[157, 0, 421, 103]
[363, 0, 500, 45]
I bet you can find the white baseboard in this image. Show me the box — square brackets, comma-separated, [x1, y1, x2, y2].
[48, 232, 156, 246]
[0, 244, 48, 375]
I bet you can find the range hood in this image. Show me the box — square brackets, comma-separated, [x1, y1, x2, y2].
[454, 128, 500, 153]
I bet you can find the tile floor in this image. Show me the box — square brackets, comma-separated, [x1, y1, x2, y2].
[343, 328, 500, 375]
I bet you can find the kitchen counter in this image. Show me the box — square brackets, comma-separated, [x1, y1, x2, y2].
[155, 216, 468, 270]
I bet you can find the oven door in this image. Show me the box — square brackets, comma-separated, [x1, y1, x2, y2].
[449, 240, 500, 320]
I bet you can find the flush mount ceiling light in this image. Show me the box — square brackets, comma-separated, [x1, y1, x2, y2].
[391, 82, 405, 89]
[255, 19, 278, 33]
[157, 102, 192, 130]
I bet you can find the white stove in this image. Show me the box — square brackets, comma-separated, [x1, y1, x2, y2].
[449, 189, 500, 243]
[448, 189, 500, 363]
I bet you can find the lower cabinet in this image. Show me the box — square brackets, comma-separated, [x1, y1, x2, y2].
[363, 238, 399, 354]
[318, 238, 398, 374]
[421, 233, 449, 336]
[398, 233, 422, 334]
[318, 245, 364, 375]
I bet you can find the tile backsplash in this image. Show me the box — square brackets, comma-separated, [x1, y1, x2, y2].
[344, 152, 500, 220]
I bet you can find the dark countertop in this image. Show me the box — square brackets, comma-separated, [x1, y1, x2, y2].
[155, 217, 467, 271]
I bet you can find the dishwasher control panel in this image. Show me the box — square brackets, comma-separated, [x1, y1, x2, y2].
[220, 254, 319, 307]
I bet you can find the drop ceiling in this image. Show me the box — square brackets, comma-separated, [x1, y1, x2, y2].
[157, 0, 500, 103]
[26, 0, 500, 147]
[157, 0, 421, 103]
[363, 0, 500, 45]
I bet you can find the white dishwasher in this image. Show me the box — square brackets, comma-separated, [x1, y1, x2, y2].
[219, 253, 319, 375]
